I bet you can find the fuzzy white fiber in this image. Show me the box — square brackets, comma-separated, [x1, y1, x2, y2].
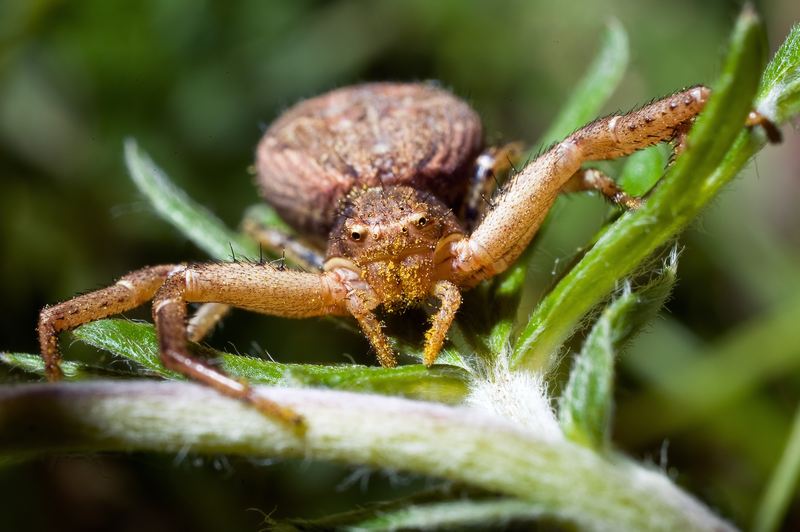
[466, 353, 563, 440]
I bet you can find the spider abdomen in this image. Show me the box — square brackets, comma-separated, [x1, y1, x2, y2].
[255, 83, 483, 237]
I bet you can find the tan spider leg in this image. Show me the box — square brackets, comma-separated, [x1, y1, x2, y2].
[153, 262, 348, 425]
[187, 302, 232, 342]
[40, 261, 347, 426]
[38, 264, 180, 381]
[562, 168, 643, 209]
[423, 280, 461, 366]
[558, 105, 784, 211]
[746, 110, 783, 143]
[452, 86, 724, 285]
[187, 217, 327, 343]
[345, 290, 397, 368]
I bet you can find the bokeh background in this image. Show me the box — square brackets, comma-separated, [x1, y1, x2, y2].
[1, 0, 799, 530]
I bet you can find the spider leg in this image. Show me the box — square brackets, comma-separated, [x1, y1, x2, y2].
[423, 280, 461, 366]
[561, 168, 642, 209]
[187, 215, 327, 343]
[746, 110, 782, 143]
[40, 261, 348, 426]
[451, 86, 726, 285]
[153, 262, 348, 425]
[345, 290, 397, 368]
[460, 142, 524, 230]
[187, 302, 232, 342]
[39, 264, 180, 381]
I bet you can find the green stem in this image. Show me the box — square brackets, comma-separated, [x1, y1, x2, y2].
[0, 381, 732, 532]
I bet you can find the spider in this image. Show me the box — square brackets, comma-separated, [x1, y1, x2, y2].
[38, 82, 778, 426]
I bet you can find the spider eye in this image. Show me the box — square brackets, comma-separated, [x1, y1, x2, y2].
[416, 216, 428, 227]
[351, 231, 362, 241]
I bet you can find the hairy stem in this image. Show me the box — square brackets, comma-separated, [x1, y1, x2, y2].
[0, 381, 730, 532]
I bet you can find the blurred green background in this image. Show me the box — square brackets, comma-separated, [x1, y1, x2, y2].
[1, 0, 799, 530]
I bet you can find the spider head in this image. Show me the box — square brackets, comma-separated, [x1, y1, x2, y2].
[325, 186, 464, 309]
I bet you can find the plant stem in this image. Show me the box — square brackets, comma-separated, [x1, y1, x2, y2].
[0, 381, 731, 531]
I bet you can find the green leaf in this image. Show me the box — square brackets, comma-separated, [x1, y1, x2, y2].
[124, 139, 258, 261]
[757, 24, 800, 122]
[73, 319, 469, 404]
[268, 485, 493, 530]
[0, 352, 93, 380]
[558, 254, 677, 449]
[73, 320, 180, 378]
[512, 7, 768, 372]
[753, 402, 800, 532]
[539, 19, 629, 146]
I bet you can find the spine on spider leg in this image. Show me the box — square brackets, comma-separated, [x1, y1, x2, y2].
[574, 86, 710, 160]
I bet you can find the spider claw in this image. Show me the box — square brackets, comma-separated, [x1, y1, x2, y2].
[746, 111, 783, 144]
[247, 391, 306, 433]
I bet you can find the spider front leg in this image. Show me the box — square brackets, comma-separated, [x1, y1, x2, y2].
[186, 215, 327, 343]
[423, 280, 461, 367]
[39, 261, 349, 427]
[562, 168, 642, 209]
[154, 262, 348, 425]
[453, 86, 782, 285]
[451, 85, 753, 285]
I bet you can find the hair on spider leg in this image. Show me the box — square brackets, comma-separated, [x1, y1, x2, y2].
[267, 254, 286, 271]
[527, 142, 552, 166]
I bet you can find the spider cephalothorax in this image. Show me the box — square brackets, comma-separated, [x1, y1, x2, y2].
[325, 185, 463, 311]
[38, 82, 777, 425]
